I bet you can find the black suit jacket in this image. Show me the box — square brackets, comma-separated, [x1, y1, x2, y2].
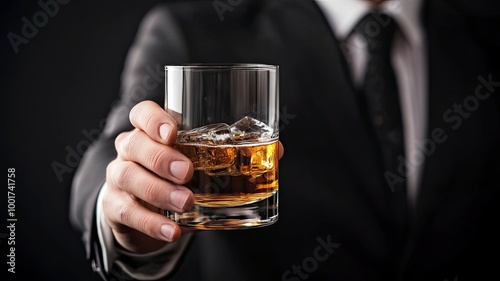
[70, 0, 500, 280]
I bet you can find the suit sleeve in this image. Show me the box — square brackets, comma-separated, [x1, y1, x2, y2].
[68, 3, 190, 280]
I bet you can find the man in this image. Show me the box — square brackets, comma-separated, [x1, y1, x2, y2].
[70, 0, 500, 280]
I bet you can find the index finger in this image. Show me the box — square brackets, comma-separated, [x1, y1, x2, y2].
[129, 100, 178, 145]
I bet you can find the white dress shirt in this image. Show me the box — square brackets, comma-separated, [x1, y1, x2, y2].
[316, 0, 427, 210]
[97, 0, 428, 279]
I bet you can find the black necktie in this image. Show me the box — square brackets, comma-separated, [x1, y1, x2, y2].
[352, 12, 409, 277]
[354, 12, 407, 227]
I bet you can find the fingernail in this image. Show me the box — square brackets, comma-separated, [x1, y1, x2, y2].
[170, 161, 189, 181]
[160, 224, 174, 240]
[170, 190, 191, 210]
[159, 124, 171, 141]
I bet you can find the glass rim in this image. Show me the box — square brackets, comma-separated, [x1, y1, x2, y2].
[164, 63, 278, 70]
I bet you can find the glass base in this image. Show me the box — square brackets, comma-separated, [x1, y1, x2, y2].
[164, 191, 278, 230]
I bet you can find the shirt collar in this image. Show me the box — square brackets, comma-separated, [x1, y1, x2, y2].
[315, 0, 423, 46]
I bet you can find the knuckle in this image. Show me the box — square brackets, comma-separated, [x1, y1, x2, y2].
[101, 191, 113, 215]
[114, 131, 129, 151]
[120, 130, 140, 158]
[121, 132, 134, 151]
[129, 102, 142, 122]
[101, 189, 125, 227]
[101, 197, 118, 225]
[148, 147, 168, 173]
[113, 161, 135, 189]
[142, 180, 162, 204]
[144, 111, 162, 133]
[118, 195, 140, 226]
[106, 160, 119, 184]
[130, 100, 162, 130]
[138, 214, 156, 235]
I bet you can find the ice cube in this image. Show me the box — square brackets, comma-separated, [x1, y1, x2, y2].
[229, 116, 274, 143]
[239, 141, 276, 177]
[177, 123, 233, 145]
[198, 145, 237, 174]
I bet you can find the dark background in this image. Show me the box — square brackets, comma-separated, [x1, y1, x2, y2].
[2, 0, 500, 281]
[2, 0, 164, 280]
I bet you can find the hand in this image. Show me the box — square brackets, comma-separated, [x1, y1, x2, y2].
[103, 100, 195, 253]
[102, 100, 285, 254]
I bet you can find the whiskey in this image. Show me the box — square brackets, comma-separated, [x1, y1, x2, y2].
[174, 140, 279, 207]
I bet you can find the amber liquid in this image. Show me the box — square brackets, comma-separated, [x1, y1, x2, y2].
[174, 140, 279, 207]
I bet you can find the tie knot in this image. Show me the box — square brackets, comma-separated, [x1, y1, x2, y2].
[354, 12, 398, 52]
